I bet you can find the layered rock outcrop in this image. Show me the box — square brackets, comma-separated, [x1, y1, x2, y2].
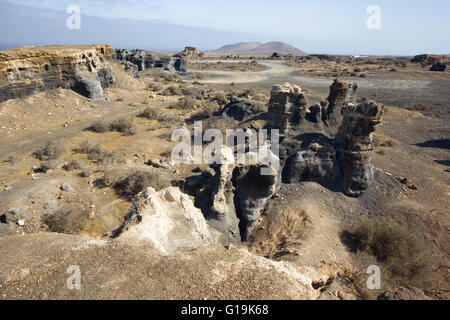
[114, 49, 172, 71]
[0, 45, 115, 102]
[322, 79, 358, 127]
[335, 101, 385, 197]
[279, 79, 384, 197]
[266, 82, 308, 131]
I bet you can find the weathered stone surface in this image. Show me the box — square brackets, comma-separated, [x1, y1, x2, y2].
[114, 48, 172, 71]
[205, 145, 281, 243]
[335, 101, 385, 197]
[219, 96, 264, 121]
[115, 187, 214, 255]
[234, 147, 281, 240]
[283, 142, 337, 186]
[0, 45, 115, 102]
[206, 148, 241, 246]
[322, 79, 358, 127]
[267, 82, 307, 131]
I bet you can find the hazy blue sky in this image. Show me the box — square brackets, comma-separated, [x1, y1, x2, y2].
[1, 0, 449, 55]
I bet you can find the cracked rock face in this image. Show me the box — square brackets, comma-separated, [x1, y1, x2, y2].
[115, 187, 214, 255]
[206, 146, 281, 243]
[0, 45, 115, 102]
[336, 101, 385, 197]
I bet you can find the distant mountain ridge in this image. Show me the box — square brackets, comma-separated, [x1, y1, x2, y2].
[213, 41, 306, 55]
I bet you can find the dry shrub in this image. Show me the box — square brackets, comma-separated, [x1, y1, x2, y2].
[33, 141, 65, 160]
[39, 160, 59, 173]
[162, 85, 183, 96]
[169, 96, 198, 110]
[350, 218, 431, 281]
[193, 73, 208, 80]
[110, 118, 137, 136]
[75, 141, 115, 166]
[190, 101, 218, 120]
[103, 168, 171, 199]
[248, 207, 312, 259]
[139, 107, 177, 124]
[211, 91, 228, 105]
[63, 159, 92, 177]
[153, 72, 179, 83]
[90, 119, 111, 133]
[146, 81, 163, 92]
[43, 207, 90, 234]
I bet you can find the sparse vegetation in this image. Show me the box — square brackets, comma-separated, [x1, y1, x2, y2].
[89, 118, 137, 136]
[103, 168, 171, 199]
[63, 159, 91, 177]
[153, 72, 179, 83]
[162, 85, 183, 96]
[75, 141, 115, 166]
[348, 218, 431, 281]
[33, 141, 65, 160]
[193, 73, 208, 80]
[39, 160, 59, 173]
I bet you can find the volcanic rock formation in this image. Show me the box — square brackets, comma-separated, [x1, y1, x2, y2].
[279, 81, 384, 198]
[114, 49, 172, 71]
[266, 82, 308, 131]
[0, 45, 116, 102]
[198, 145, 281, 244]
[335, 101, 385, 197]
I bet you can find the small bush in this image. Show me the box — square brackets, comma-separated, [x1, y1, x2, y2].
[63, 159, 91, 177]
[350, 218, 430, 280]
[146, 82, 163, 92]
[212, 91, 228, 105]
[75, 141, 115, 166]
[170, 97, 197, 110]
[90, 120, 111, 133]
[103, 168, 171, 199]
[139, 107, 159, 120]
[153, 72, 179, 83]
[162, 85, 183, 96]
[110, 118, 137, 136]
[193, 73, 209, 80]
[190, 101, 218, 120]
[39, 160, 59, 173]
[33, 141, 65, 160]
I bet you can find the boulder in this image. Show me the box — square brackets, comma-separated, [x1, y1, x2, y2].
[115, 187, 214, 255]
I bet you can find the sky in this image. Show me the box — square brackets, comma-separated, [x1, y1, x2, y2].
[0, 0, 449, 55]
